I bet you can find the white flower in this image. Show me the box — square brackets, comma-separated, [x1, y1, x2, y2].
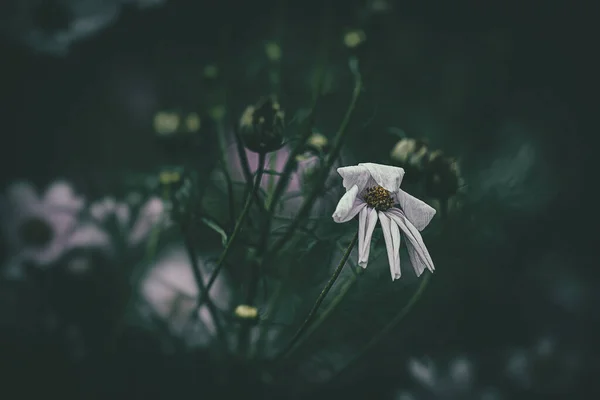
[332, 163, 435, 280]
[140, 245, 231, 347]
[88, 195, 166, 247]
[0, 181, 84, 267]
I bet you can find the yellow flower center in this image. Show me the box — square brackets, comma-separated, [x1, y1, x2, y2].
[364, 185, 394, 211]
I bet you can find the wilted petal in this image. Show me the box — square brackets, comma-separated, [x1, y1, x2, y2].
[388, 209, 435, 274]
[357, 207, 378, 268]
[360, 163, 405, 193]
[378, 211, 401, 280]
[393, 190, 436, 231]
[332, 185, 366, 223]
[337, 165, 372, 192]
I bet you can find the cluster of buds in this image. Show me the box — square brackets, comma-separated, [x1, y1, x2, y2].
[390, 137, 464, 214]
[239, 96, 285, 153]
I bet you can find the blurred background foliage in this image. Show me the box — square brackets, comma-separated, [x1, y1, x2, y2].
[0, 0, 596, 399]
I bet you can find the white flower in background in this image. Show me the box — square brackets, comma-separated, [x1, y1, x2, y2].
[141, 245, 231, 347]
[88, 195, 166, 247]
[224, 140, 341, 218]
[0, 181, 84, 268]
[0, 0, 167, 55]
[504, 334, 582, 393]
[332, 163, 435, 280]
[405, 356, 503, 400]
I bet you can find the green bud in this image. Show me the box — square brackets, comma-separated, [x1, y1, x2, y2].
[239, 96, 285, 153]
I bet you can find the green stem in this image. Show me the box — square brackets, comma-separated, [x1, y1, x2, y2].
[215, 117, 236, 225]
[267, 59, 362, 257]
[194, 152, 267, 310]
[182, 226, 229, 351]
[276, 233, 358, 360]
[332, 273, 432, 381]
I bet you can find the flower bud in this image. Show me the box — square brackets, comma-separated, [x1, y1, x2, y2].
[424, 150, 462, 200]
[234, 304, 259, 323]
[390, 138, 429, 182]
[239, 96, 285, 153]
[296, 131, 330, 162]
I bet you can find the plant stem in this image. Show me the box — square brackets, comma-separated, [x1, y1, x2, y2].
[267, 60, 362, 257]
[331, 273, 432, 382]
[215, 117, 236, 225]
[276, 233, 358, 360]
[182, 226, 228, 351]
[194, 151, 266, 310]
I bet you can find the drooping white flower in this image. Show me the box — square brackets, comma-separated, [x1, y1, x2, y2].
[332, 163, 435, 280]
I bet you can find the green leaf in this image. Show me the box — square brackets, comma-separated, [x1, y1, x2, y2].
[200, 217, 228, 246]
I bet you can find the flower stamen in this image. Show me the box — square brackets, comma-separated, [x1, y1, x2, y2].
[364, 185, 394, 211]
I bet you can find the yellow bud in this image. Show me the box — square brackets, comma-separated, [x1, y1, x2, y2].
[153, 111, 180, 135]
[234, 304, 258, 320]
[308, 132, 328, 151]
[344, 30, 366, 48]
[159, 171, 181, 185]
[184, 112, 201, 132]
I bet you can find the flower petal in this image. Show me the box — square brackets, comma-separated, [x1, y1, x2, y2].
[332, 185, 366, 223]
[358, 207, 378, 268]
[387, 209, 435, 275]
[378, 211, 401, 280]
[392, 190, 436, 231]
[44, 181, 85, 212]
[359, 163, 405, 193]
[337, 165, 372, 192]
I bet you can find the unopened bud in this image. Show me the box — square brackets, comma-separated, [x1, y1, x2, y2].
[159, 170, 182, 185]
[234, 304, 259, 321]
[239, 96, 285, 153]
[184, 112, 201, 132]
[390, 138, 429, 182]
[153, 111, 180, 136]
[424, 151, 462, 200]
[344, 30, 366, 48]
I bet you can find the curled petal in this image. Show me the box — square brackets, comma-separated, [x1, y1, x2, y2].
[337, 165, 372, 193]
[360, 163, 405, 193]
[388, 209, 435, 275]
[393, 190, 436, 231]
[378, 211, 401, 280]
[357, 207, 378, 268]
[332, 185, 366, 223]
